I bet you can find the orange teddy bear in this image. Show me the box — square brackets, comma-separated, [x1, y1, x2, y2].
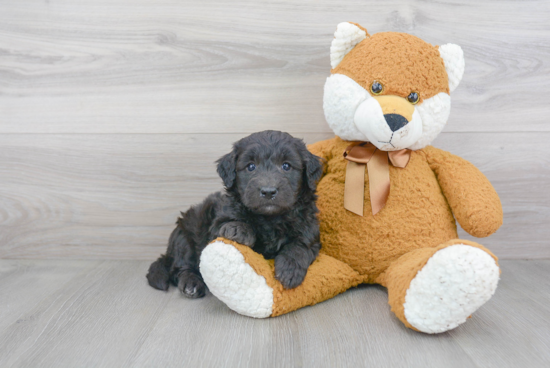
[199, 22, 503, 334]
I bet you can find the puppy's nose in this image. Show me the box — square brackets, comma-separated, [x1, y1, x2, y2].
[384, 114, 409, 132]
[260, 187, 278, 199]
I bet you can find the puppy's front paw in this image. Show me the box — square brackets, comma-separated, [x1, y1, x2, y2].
[219, 221, 256, 247]
[177, 272, 206, 299]
[274, 254, 307, 289]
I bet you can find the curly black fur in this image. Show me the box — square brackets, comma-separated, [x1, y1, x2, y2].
[146, 130, 323, 297]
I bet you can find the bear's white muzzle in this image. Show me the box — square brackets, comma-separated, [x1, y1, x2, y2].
[354, 97, 423, 151]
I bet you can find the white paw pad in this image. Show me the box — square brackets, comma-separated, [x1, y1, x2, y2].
[404, 244, 500, 333]
[200, 241, 274, 318]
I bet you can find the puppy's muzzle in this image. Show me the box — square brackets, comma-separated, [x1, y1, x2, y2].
[260, 187, 278, 199]
[375, 95, 414, 132]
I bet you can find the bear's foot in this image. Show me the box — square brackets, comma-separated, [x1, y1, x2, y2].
[200, 240, 274, 318]
[201, 238, 364, 318]
[403, 244, 500, 333]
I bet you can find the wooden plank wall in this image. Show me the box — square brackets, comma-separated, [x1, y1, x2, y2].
[1, 0, 549, 259]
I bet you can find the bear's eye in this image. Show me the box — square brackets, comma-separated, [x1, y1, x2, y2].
[407, 92, 419, 105]
[247, 163, 256, 172]
[370, 81, 384, 95]
[282, 162, 291, 171]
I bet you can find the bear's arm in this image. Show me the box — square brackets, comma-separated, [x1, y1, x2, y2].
[307, 138, 337, 178]
[422, 145, 503, 238]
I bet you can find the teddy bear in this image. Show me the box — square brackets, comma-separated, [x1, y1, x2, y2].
[198, 22, 503, 334]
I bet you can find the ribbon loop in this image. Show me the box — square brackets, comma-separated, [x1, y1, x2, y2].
[343, 142, 411, 216]
[343, 143, 377, 164]
[388, 149, 411, 168]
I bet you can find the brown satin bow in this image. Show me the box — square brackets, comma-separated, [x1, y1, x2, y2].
[343, 142, 411, 216]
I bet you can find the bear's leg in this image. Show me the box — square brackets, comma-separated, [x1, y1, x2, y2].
[200, 237, 363, 318]
[379, 239, 500, 334]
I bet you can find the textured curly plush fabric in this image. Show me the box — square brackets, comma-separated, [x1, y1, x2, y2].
[201, 138, 502, 321]
[380, 239, 499, 331]
[199, 24, 503, 333]
[332, 32, 449, 103]
[308, 136, 502, 281]
[423, 145, 503, 237]
[211, 238, 363, 317]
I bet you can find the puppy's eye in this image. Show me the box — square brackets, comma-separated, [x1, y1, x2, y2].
[371, 81, 383, 95]
[247, 163, 256, 172]
[282, 162, 291, 171]
[407, 92, 419, 105]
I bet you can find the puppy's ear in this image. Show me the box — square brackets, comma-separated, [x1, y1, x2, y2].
[302, 148, 323, 191]
[216, 150, 237, 189]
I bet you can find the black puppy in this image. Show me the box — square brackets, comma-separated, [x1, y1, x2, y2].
[147, 130, 323, 298]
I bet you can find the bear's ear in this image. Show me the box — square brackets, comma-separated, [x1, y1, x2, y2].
[330, 22, 368, 69]
[438, 44, 465, 92]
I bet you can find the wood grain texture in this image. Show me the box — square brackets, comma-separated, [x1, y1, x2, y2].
[0, 260, 173, 368]
[0, 0, 549, 134]
[0, 1, 547, 365]
[0, 259, 102, 334]
[449, 260, 550, 367]
[1, 0, 549, 260]
[0, 259, 548, 367]
[1, 132, 548, 260]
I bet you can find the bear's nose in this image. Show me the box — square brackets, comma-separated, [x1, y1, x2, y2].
[260, 187, 278, 199]
[384, 114, 409, 132]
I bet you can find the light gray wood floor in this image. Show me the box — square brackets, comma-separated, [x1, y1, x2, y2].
[0, 259, 548, 368]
